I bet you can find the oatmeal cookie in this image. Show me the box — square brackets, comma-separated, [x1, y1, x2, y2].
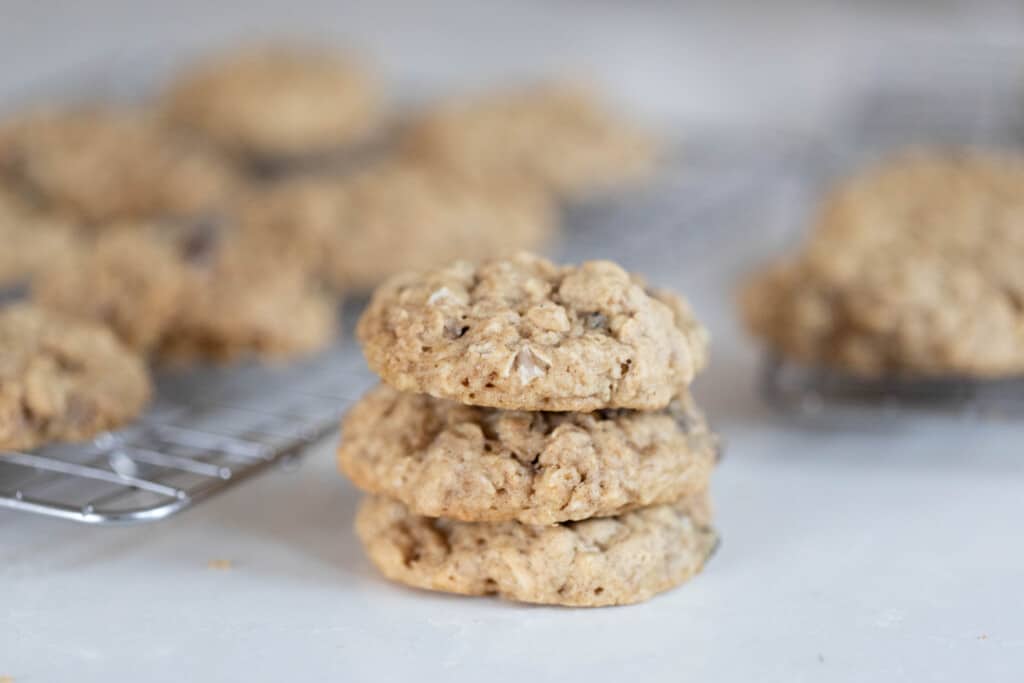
[163, 46, 379, 161]
[357, 253, 708, 411]
[355, 493, 717, 607]
[0, 109, 235, 224]
[238, 159, 556, 291]
[0, 192, 79, 288]
[0, 304, 150, 450]
[339, 383, 716, 524]
[742, 151, 1024, 377]
[33, 223, 336, 363]
[402, 83, 655, 198]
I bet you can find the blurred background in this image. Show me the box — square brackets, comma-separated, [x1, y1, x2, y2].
[3, 2, 1024, 681]
[3, 0, 1023, 131]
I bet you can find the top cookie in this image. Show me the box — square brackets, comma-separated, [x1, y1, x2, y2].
[742, 151, 1024, 378]
[357, 253, 708, 411]
[238, 158, 556, 292]
[0, 304, 151, 451]
[0, 109, 235, 225]
[163, 46, 379, 161]
[401, 83, 655, 198]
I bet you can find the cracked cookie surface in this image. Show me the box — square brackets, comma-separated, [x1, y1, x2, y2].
[401, 83, 655, 198]
[339, 383, 716, 524]
[239, 159, 555, 291]
[0, 304, 151, 451]
[357, 253, 708, 411]
[355, 493, 717, 607]
[742, 151, 1024, 377]
[163, 46, 379, 161]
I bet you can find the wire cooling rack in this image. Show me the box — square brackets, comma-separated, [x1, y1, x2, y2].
[0, 341, 375, 525]
[0, 136, 777, 525]
[759, 354, 1024, 422]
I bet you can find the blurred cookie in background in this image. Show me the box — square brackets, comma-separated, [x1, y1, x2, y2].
[0, 303, 151, 451]
[0, 108, 237, 225]
[0, 189, 80, 289]
[238, 158, 557, 292]
[33, 222, 337, 364]
[740, 150, 1024, 378]
[401, 83, 656, 199]
[162, 45, 380, 167]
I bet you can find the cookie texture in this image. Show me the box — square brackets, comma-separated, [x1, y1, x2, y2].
[0, 193, 79, 287]
[357, 253, 708, 411]
[402, 83, 655, 198]
[339, 383, 716, 524]
[238, 159, 556, 291]
[33, 224, 336, 363]
[742, 151, 1024, 377]
[0, 304, 151, 451]
[163, 46, 379, 161]
[355, 493, 717, 607]
[0, 109, 235, 224]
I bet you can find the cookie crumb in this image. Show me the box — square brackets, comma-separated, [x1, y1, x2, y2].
[0, 674, 14, 683]
[978, 634, 988, 640]
[207, 559, 233, 570]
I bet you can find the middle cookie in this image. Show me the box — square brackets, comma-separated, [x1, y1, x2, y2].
[338, 383, 717, 525]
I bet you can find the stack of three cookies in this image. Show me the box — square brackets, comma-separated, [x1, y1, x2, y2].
[338, 253, 719, 606]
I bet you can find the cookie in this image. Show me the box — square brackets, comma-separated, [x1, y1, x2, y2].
[401, 83, 655, 198]
[355, 493, 716, 607]
[33, 223, 336, 363]
[0, 109, 235, 225]
[0, 304, 151, 451]
[238, 159, 556, 291]
[357, 253, 708, 411]
[163, 46, 379, 162]
[339, 383, 716, 524]
[742, 151, 1024, 377]
[0, 192, 79, 288]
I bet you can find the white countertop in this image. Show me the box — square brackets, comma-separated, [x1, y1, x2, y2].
[2, 2, 1024, 681]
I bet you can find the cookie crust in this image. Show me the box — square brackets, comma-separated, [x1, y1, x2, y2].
[339, 383, 716, 524]
[355, 494, 716, 607]
[357, 253, 708, 411]
[0, 304, 151, 450]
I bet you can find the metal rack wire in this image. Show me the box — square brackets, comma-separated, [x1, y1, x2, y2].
[0, 345, 373, 524]
[4, 42, 1024, 522]
[758, 354, 1024, 421]
[0, 139, 769, 526]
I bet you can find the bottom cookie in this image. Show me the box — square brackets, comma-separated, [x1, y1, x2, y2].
[355, 494, 717, 607]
